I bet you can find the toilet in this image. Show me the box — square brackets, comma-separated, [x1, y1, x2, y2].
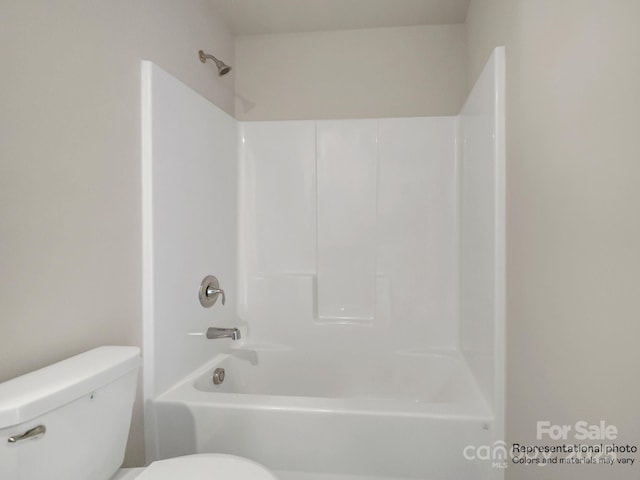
[0, 346, 277, 480]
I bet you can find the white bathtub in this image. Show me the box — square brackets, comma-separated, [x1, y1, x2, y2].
[152, 346, 495, 480]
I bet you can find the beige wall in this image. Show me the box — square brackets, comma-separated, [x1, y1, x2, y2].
[4, 0, 639, 475]
[466, 1, 640, 478]
[234, 25, 466, 120]
[0, 0, 234, 466]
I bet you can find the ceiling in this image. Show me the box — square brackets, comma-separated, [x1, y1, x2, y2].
[210, 0, 471, 36]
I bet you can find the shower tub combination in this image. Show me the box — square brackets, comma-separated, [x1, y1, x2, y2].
[153, 346, 494, 479]
[143, 46, 505, 480]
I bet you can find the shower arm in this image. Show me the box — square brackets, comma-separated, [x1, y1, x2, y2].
[198, 51, 217, 63]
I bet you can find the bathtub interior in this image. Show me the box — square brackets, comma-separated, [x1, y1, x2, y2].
[192, 347, 486, 407]
[143, 47, 505, 479]
[154, 346, 494, 480]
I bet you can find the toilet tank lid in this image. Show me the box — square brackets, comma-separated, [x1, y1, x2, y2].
[0, 346, 140, 429]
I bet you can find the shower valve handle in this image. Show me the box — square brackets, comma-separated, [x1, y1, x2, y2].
[199, 275, 225, 307]
[206, 286, 226, 306]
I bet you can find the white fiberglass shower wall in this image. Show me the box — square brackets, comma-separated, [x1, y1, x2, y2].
[459, 47, 506, 442]
[238, 117, 458, 352]
[143, 47, 505, 479]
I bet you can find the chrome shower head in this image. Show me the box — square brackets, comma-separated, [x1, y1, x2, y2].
[199, 50, 232, 76]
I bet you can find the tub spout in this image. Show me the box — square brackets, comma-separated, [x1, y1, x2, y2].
[206, 327, 241, 341]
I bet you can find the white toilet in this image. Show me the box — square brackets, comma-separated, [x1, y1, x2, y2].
[0, 346, 277, 480]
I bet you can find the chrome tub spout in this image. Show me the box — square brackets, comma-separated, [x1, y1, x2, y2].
[206, 327, 241, 341]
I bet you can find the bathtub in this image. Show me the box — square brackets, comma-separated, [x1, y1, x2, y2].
[152, 346, 495, 480]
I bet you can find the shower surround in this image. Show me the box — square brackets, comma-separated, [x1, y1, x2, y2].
[236, 116, 458, 354]
[142, 48, 505, 480]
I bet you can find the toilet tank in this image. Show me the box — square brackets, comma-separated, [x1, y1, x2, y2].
[0, 346, 141, 480]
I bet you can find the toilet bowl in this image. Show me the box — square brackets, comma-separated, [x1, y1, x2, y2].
[0, 347, 277, 480]
[126, 453, 277, 480]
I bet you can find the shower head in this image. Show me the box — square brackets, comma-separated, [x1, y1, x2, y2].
[198, 50, 232, 76]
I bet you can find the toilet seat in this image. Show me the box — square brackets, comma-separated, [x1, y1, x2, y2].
[135, 453, 277, 480]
